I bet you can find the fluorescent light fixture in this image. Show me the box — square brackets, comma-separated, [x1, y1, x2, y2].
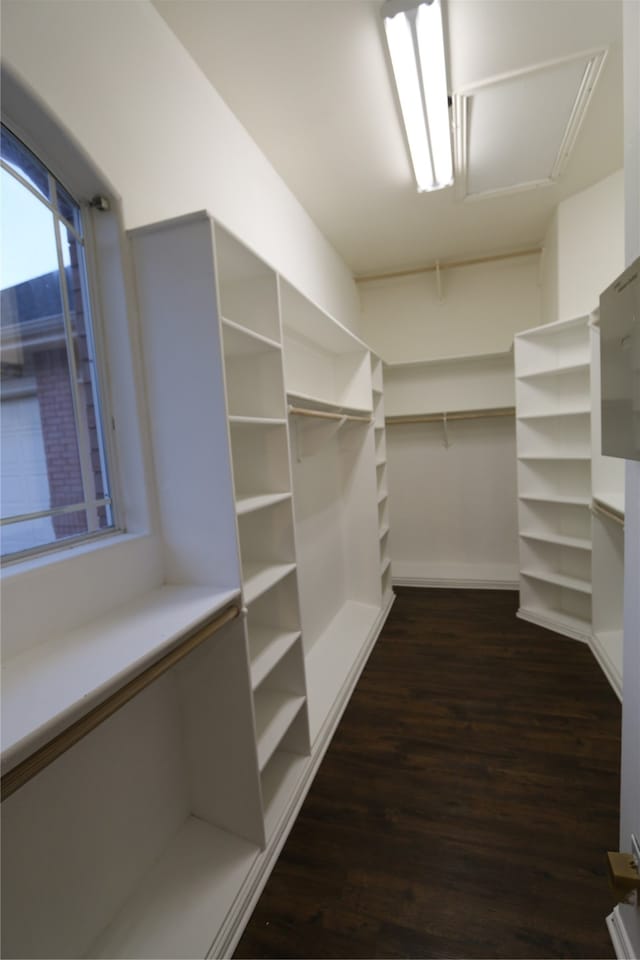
[382, 0, 453, 192]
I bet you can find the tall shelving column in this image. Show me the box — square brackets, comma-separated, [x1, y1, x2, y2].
[214, 226, 311, 842]
[280, 279, 385, 745]
[372, 355, 392, 600]
[590, 317, 625, 698]
[514, 316, 593, 641]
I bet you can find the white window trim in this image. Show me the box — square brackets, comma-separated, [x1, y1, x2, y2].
[1, 134, 119, 559]
[1, 66, 163, 658]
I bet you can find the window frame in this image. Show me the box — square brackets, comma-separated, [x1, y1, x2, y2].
[0, 122, 123, 564]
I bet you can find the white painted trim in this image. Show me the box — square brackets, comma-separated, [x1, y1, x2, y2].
[210, 591, 395, 959]
[607, 905, 639, 960]
[393, 576, 518, 591]
[516, 607, 591, 644]
[589, 634, 623, 702]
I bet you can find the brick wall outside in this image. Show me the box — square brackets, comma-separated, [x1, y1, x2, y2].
[30, 233, 108, 540]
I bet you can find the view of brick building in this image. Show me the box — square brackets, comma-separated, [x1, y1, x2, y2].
[1, 255, 109, 553]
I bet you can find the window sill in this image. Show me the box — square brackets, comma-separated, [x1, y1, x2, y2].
[1, 528, 133, 578]
[1, 584, 241, 777]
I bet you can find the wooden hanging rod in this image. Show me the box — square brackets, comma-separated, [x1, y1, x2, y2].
[591, 498, 625, 527]
[386, 407, 516, 426]
[355, 248, 542, 284]
[1, 602, 241, 802]
[288, 405, 371, 424]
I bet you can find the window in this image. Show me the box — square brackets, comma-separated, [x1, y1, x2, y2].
[1, 124, 115, 560]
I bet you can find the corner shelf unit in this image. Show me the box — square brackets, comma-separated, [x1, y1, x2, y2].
[515, 313, 627, 700]
[515, 316, 593, 642]
[372, 355, 393, 601]
[1, 212, 394, 960]
[215, 223, 312, 848]
[589, 318, 625, 699]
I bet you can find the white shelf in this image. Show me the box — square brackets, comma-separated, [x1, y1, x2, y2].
[518, 408, 590, 421]
[517, 360, 590, 382]
[286, 390, 371, 417]
[249, 628, 302, 690]
[381, 557, 392, 574]
[214, 224, 280, 343]
[520, 493, 590, 506]
[519, 454, 591, 462]
[521, 568, 592, 594]
[1, 585, 240, 773]
[243, 563, 298, 606]
[235, 492, 292, 516]
[593, 492, 625, 518]
[379, 523, 390, 539]
[261, 750, 308, 840]
[377, 491, 388, 504]
[254, 690, 306, 771]
[520, 530, 592, 551]
[516, 315, 590, 340]
[221, 317, 281, 355]
[385, 349, 512, 370]
[228, 415, 287, 426]
[305, 601, 380, 744]
[88, 816, 259, 959]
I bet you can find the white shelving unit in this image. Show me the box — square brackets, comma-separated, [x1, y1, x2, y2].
[1, 211, 396, 960]
[214, 223, 312, 845]
[590, 320, 625, 699]
[282, 299, 389, 742]
[515, 316, 593, 642]
[372, 355, 393, 602]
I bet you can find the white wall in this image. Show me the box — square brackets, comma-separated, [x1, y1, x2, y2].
[358, 256, 541, 363]
[1, 0, 360, 333]
[619, 3, 640, 947]
[387, 417, 519, 587]
[540, 211, 560, 326]
[556, 170, 625, 321]
[358, 258, 530, 587]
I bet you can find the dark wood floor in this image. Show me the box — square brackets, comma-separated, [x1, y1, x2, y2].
[235, 588, 622, 959]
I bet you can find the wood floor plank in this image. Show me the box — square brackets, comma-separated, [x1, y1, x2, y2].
[235, 588, 621, 959]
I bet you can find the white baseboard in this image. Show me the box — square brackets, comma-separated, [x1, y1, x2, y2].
[390, 561, 518, 591]
[393, 576, 519, 590]
[589, 633, 623, 702]
[607, 903, 640, 959]
[517, 607, 592, 644]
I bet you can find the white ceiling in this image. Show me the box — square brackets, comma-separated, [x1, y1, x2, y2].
[153, 0, 623, 277]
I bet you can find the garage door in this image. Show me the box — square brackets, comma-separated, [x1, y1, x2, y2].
[1, 394, 54, 555]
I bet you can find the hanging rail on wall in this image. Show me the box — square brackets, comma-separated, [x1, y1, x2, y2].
[354, 248, 542, 284]
[591, 498, 625, 527]
[288, 405, 372, 424]
[1, 602, 241, 802]
[386, 406, 516, 426]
